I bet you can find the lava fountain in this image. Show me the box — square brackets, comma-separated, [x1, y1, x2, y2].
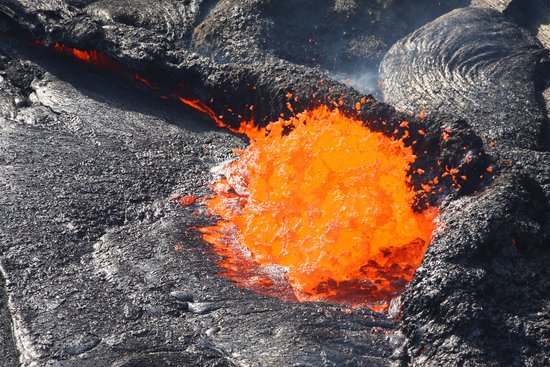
[200, 106, 439, 310]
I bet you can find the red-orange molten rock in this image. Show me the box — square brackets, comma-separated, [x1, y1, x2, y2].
[199, 106, 439, 310]
[52, 43, 119, 70]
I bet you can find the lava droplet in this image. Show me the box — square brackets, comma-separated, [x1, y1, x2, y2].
[199, 106, 439, 310]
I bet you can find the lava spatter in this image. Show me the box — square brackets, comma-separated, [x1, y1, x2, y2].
[199, 106, 439, 309]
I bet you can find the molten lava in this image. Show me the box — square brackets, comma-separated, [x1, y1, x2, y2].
[52, 43, 118, 70]
[200, 106, 439, 309]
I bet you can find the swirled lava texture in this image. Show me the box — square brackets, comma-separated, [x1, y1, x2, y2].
[200, 106, 438, 309]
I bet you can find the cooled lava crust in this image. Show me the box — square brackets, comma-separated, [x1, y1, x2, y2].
[380, 7, 550, 366]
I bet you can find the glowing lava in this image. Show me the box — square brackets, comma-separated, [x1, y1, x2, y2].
[52, 43, 119, 70]
[200, 106, 439, 309]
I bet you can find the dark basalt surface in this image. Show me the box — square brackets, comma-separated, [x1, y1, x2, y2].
[0, 1, 548, 367]
[192, 0, 469, 77]
[476, 0, 550, 128]
[474, 0, 550, 49]
[0, 26, 421, 367]
[0, 274, 18, 366]
[380, 7, 550, 151]
[1, 0, 469, 126]
[381, 7, 550, 367]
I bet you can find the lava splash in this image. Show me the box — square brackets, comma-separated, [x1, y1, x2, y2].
[200, 106, 439, 309]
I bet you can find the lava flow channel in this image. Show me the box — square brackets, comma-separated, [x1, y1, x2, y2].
[199, 106, 439, 309]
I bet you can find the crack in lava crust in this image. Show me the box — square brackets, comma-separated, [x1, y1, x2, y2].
[201, 106, 439, 310]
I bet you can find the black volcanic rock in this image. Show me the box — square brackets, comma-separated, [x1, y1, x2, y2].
[474, 0, 550, 50]
[470, 0, 513, 12]
[402, 174, 550, 366]
[2, 0, 470, 124]
[475, 0, 550, 140]
[0, 33, 400, 366]
[380, 7, 550, 152]
[380, 7, 550, 366]
[193, 0, 469, 72]
[0, 275, 18, 366]
[0, 1, 489, 199]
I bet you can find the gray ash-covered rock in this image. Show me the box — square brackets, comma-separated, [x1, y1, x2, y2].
[380, 6, 550, 367]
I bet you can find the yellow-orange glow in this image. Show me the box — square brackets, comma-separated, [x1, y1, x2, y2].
[200, 106, 438, 309]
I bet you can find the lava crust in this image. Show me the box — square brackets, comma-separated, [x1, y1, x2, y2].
[381, 6, 550, 367]
[381, 7, 550, 151]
